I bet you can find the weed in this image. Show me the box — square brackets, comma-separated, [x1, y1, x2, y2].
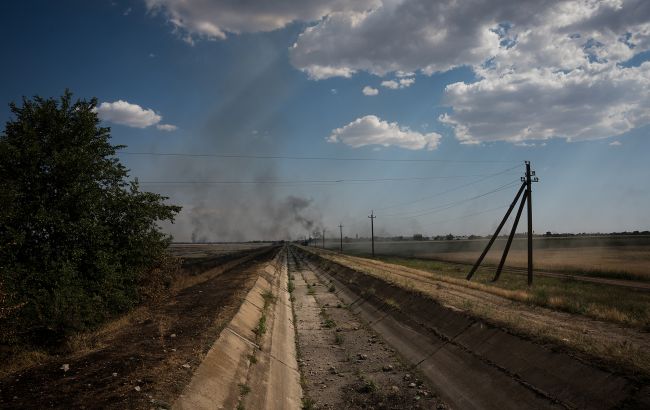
[384, 298, 400, 310]
[239, 383, 251, 396]
[302, 397, 316, 409]
[335, 333, 344, 345]
[357, 377, 377, 394]
[288, 282, 295, 293]
[323, 318, 336, 328]
[329, 284, 336, 292]
[262, 290, 276, 307]
[254, 314, 267, 338]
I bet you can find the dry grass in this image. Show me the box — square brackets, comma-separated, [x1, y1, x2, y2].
[426, 247, 650, 281]
[376, 256, 650, 329]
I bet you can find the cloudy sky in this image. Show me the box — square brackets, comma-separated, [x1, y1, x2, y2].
[1, 0, 649, 241]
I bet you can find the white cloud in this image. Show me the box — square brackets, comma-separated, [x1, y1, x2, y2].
[399, 77, 415, 88]
[441, 64, 650, 143]
[289, 0, 650, 143]
[328, 115, 441, 150]
[145, 0, 378, 41]
[156, 123, 178, 131]
[96, 100, 176, 131]
[381, 78, 414, 89]
[609, 140, 622, 146]
[381, 80, 399, 89]
[362, 86, 379, 96]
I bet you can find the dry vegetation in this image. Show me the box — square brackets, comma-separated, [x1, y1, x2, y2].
[378, 256, 650, 329]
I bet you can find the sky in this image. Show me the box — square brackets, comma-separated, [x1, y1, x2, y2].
[1, 0, 650, 241]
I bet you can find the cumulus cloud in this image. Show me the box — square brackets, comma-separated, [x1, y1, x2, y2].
[156, 123, 178, 131]
[362, 86, 379, 96]
[290, 0, 650, 143]
[609, 140, 622, 146]
[328, 115, 441, 150]
[381, 80, 399, 89]
[96, 100, 176, 131]
[381, 78, 415, 89]
[145, 0, 378, 42]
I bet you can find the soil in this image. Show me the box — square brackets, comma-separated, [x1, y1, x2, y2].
[0, 246, 278, 409]
[288, 248, 448, 409]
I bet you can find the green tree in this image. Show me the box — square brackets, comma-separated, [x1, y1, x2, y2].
[0, 91, 181, 345]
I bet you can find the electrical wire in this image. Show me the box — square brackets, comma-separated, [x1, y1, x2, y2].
[375, 164, 521, 211]
[418, 204, 509, 229]
[379, 180, 520, 219]
[121, 151, 520, 164]
[137, 173, 512, 185]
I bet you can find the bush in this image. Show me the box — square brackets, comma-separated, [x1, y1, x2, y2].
[0, 91, 181, 345]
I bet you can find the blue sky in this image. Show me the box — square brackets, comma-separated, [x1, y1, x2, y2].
[1, 0, 649, 241]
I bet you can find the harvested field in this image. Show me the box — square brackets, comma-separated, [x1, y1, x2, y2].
[332, 236, 650, 281]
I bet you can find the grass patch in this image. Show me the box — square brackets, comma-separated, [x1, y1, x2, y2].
[302, 397, 316, 410]
[335, 333, 344, 345]
[378, 256, 650, 329]
[384, 298, 400, 310]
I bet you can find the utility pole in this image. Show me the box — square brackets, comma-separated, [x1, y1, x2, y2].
[322, 229, 326, 249]
[467, 161, 538, 286]
[368, 211, 376, 258]
[525, 160, 535, 286]
[338, 224, 344, 253]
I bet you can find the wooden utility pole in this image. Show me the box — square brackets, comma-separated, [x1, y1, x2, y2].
[338, 224, 344, 253]
[525, 161, 534, 285]
[368, 211, 376, 257]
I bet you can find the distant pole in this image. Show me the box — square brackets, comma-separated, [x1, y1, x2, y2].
[526, 161, 534, 286]
[371, 213, 375, 257]
[338, 224, 344, 252]
[322, 229, 326, 249]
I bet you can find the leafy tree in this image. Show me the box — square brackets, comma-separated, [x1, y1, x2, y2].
[0, 91, 181, 345]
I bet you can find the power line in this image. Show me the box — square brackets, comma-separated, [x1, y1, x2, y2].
[380, 180, 520, 219]
[120, 151, 520, 164]
[137, 173, 510, 186]
[418, 204, 509, 229]
[375, 164, 521, 211]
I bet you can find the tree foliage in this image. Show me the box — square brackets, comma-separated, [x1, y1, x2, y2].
[0, 91, 181, 345]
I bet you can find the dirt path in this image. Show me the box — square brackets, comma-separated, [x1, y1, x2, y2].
[0, 247, 277, 409]
[288, 248, 448, 409]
